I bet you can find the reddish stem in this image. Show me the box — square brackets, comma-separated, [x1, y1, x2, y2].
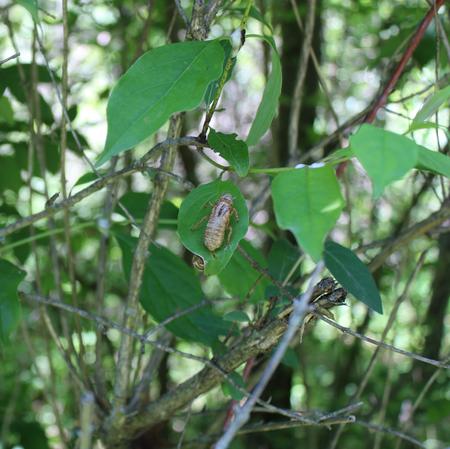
[365, 0, 445, 124]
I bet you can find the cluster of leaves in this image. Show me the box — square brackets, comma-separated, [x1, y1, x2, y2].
[3, 17, 450, 347]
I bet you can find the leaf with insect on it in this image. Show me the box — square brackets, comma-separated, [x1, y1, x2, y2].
[178, 180, 249, 276]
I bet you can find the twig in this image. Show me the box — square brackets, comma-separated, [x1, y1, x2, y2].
[328, 251, 427, 449]
[177, 403, 193, 449]
[289, 0, 340, 132]
[356, 420, 426, 449]
[111, 115, 182, 420]
[288, 0, 317, 162]
[79, 392, 95, 449]
[0, 51, 19, 65]
[317, 314, 450, 369]
[213, 261, 324, 449]
[174, 0, 189, 25]
[369, 198, 450, 270]
[128, 331, 173, 412]
[393, 355, 449, 449]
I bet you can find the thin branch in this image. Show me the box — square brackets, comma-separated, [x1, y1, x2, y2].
[213, 261, 324, 449]
[355, 420, 426, 449]
[174, 0, 189, 25]
[317, 314, 449, 369]
[328, 251, 427, 449]
[111, 115, 183, 422]
[0, 137, 200, 239]
[79, 392, 95, 449]
[288, 0, 317, 162]
[0, 51, 19, 65]
[369, 198, 450, 271]
[289, 0, 340, 131]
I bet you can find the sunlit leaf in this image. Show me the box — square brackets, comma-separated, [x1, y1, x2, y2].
[97, 40, 224, 166]
[272, 166, 344, 261]
[416, 146, 450, 178]
[246, 36, 282, 146]
[414, 85, 450, 123]
[350, 124, 418, 198]
[16, 0, 39, 22]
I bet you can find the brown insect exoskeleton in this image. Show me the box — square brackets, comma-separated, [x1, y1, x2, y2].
[191, 193, 239, 256]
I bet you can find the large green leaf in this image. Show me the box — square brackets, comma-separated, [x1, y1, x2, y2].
[178, 181, 249, 275]
[246, 37, 282, 146]
[416, 146, 450, 178]
[0, 259, 26, 342]
[208, 129, 249, 176]
[218, 240, 270, 303]
[97, 40, 224, 166]
[324, 241, 382, 314]
[272, 166, 344, 261]
[350, 124, 419, 198]
[115, 233, 229, 345]
[414, 85, 450, 123]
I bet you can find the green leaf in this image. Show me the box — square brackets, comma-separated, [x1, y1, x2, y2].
[223, 310, 250, 323]
[414, 85, 450, 123]
[0, 96, 14, 125]
[407, 121, 450, 137]
[204, 40, 234, 105]
[97, 40, 224, 166]
[246, 38, 282, 146]
[208, 129, 249, 176]
[218, 240, 270, 303]
[268, 239, 301, 282]
[272, 166, 344, 261]
[228, 6, 273, 31]
[416, 146, 450, 178]
[0, 258, 26, 342]
[115, 233, 229, 345]
[281, 347, 300, 370]
[350, 124, 418, 198]
[221, 371, 245, 400]
[114, 192, 178, 228]
[324, 241, 382, 314]
[178, 180, 249, 275]
[73, 172, 100, 188]
[16, 0, 39, 22]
